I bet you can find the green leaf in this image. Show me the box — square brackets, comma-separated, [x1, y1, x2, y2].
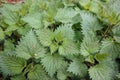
[0, 6, 19, 25]
[23, 63, 33, 76]
[112, 25, 120, 43]
[16, 30, 46, 59]
[0, 54, 26, 75]
[43, 0, 59, 27]
[55, 25, 79, 56]
[80, 11, 101, 36]
[4, 40, 15, 55]
[63, 0, 76, 7]
[80, 33, 100, 56]
[5, 25, 18, 36]
[41, 54, 68, 77]
[36, 28, 58, 54]
[107, 0, 120, 16]
[89, 64, 112, 80]
[11, 74, 26, 80]
[58, 40, 79, 56]
[22, 12, 43, 29]
[67, 58, 88, 77]
[36, 29, 54, 46]
[117, 73, 120, 79]
[57, 69, 70, 80]
[1, 4, 21, 12]
[80, 11, 101, 57]
[57, 71, 67, 80]
[0, 27, 5, 40]
[55, 8, 79, 24]
[17, 24, 31, 35]
[50, 43, 58, 54]
[23, 0, 32, 5]
[55, 24, 75, 41]
[95, 54, 108, 63]
[4, 40, 14, 50]
[89, 1, 100, 13]
[97, 0, 120, 24]
[79, 0, 91, 9]
[100, 38, 120, 59]
[36, 24, 78, 55]
[100, 58, 118, 78]
[85, 55, 95, 64]
[28, 64, 50, 80]
[28, 1, 40, 14]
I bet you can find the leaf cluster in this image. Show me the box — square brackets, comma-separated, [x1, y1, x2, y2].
[0, 0, 120, 80]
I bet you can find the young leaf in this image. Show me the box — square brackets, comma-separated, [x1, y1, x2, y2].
[55, 25, 79, 56]
[85, 55, 95, 64]
[95, 53, 108, 63]
[55, 24, 75, 41]
[50, 43, 59, 54]
[89, 1, 100, 13]
[28, 1, 40, 14]
[79, 0, 91, 9]
[36, 24, 79, 55]
[16, 30, 46, 59]
[43, 0, 59, 27]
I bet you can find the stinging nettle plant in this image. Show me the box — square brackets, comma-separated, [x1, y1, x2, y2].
[0, 0, 120, 80]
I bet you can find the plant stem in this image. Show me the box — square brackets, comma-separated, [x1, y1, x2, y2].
[99, 25, 112, 43]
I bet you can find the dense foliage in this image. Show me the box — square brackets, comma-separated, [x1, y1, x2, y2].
[0, 0, 120, 80]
